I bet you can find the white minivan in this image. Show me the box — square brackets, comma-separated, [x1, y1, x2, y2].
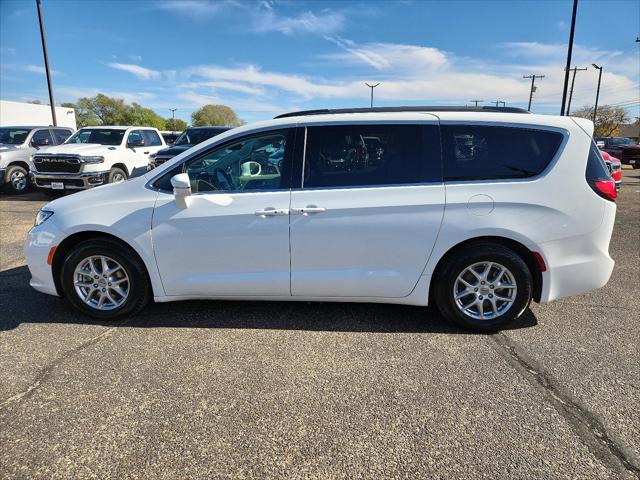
[25, 107, 617, 331]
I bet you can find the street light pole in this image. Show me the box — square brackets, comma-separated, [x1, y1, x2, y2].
[591, 64, 603, 125]
[36, 0, 57, 126]
[365, 83, 380, 108]
[470, 99, 484, 107]
[169, 108, 177, 133]
[560, 0, 579, 115]
[494, 100, 505, 107]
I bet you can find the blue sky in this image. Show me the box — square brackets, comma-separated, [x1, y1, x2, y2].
[1, 0, 638, 124]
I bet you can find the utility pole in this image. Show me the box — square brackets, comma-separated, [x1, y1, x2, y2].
[494, 100, 505, 108]
[169, 108, 177, 133]
[566, 66, 587, 115]
[36, 0, 56, 126]
[523, 74, 544, 111]
[560, 0, 579, 115]
[591, 64, 603, 125]
[365, 83, 380, 108]
[470, 99, 484, 107]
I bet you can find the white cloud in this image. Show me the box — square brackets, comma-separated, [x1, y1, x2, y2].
[107, 63, 161, 80]
[254, 8, 345, 35]
[324, 37, 448, 72]
[57, 86, 156, 105]
[25, 64, 60, 76]
[156, 0, 237, 17]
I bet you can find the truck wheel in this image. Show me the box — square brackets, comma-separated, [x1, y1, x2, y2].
[108, 168, 128, 184]
[5, 165, 29, 194]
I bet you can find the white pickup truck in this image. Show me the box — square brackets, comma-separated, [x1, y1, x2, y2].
[32, 126, 165, 192]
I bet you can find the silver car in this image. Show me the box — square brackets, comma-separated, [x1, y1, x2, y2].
[0, 126, 74, 194]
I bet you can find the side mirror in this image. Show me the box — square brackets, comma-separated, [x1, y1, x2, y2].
[32, 137, 50, 147]
[171, 173, 192, 209]
[127, 138, 145, 148]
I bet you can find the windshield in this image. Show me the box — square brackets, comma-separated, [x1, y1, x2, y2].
[610, 137, 634, 146]
[174, 128, 226, 146]
[65, 128, 126, 146]
[0, 128, 32, 145]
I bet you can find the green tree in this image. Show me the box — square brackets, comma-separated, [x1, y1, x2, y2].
[126, 103, 166, 130]
[573, 105, 630, 137]
[191, 104, 243, 127]
[165, 117, 188, 131]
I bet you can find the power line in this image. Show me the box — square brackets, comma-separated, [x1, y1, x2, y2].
[523, 74, 545, 111]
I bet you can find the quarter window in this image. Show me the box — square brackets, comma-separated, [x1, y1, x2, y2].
[441, 125, 564, 181]
[303, 125, 433, 188]
[155, 130, 290, 193]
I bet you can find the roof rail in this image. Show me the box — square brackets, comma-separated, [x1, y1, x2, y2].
[274, 105, 531, 119]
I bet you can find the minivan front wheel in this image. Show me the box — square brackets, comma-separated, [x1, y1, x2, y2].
[434, 243, 533, 332]
[60, 239, 150, 319]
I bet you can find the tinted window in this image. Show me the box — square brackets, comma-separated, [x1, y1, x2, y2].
[0, 128, 32, 144]
[127, 130, 144, 145]
[52, 128, 72, 144]
[303, 125, 432, 188]
[441, 125, 564, 181]
[31, 129, 53, 146]
[586, 142, 611, 180]
[66, 128, 126, 145]
[142, 130, 162, 146]
[155, 130, 290, 193]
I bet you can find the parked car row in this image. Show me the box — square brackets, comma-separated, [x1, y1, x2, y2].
[1, 124, 231, 195]
[596, 137, 640, 168]
[25, 107, 617, 331]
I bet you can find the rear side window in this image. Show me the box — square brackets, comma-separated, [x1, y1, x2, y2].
[303, 124, 437, 188]
[441, 125, 564, 181]
[142, 130, 162, 146]
[52, 128, 72, 144]
[586, 142, 611, 180]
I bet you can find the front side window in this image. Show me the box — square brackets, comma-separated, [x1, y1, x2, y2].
[441, 125, 564, 181]
[303, 124, 431, 188]
[127, 130, 144, 146]
[0, 128, 32, 145]
[65, 128, 126, 146]
[142, 130, 162, 146]
[31, 129, 54, 146]
[155, 130, 289, 193]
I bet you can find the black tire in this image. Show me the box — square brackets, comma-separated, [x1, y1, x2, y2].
[434, 242, 533, 332]
[4, 165, 30, 194]
[108, 167, 128, 184]
[60, 238, 150, 320]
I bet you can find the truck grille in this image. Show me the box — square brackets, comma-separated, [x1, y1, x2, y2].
[33, 155, 82, 173]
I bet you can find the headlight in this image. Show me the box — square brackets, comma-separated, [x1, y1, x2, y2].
[81, 156, 104, 164]
[35, 210, 54, 226]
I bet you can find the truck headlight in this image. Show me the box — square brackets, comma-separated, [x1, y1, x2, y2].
[35, 209, 54, 226]
[81, 156, 104, 164]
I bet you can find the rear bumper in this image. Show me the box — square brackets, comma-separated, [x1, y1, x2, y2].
[33, 170, 109, 190]
[539, 202, 616, 303]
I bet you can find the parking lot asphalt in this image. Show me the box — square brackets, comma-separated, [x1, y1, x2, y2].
[1, 170, 639, 479]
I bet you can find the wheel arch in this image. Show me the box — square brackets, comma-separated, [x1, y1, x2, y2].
[7, 160, 31, 172]
[51, 231, 152, 296]
[111, 163, 130, 176]
[428, 236, 543, 304]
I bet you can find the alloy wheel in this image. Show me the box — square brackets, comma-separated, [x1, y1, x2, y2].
[73, 255, 130, 311]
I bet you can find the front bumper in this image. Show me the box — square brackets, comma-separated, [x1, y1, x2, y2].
[33, 170, 110, 190]
[24, 221, 66, 296]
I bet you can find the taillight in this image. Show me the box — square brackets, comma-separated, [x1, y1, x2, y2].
[593, 179, 617, 201]
[612, 170, 622, 182]
[586, 143, 617, 202]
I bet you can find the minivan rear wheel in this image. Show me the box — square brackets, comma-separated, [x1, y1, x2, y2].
[60, 239, 150, 319]
[434, 243, 533, 332]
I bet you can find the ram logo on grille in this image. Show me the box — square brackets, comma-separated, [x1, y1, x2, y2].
[35, 157, 81, 164]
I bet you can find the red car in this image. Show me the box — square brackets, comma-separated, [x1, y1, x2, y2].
[596, 137, 640, 168]
[600, 150, 622, 190]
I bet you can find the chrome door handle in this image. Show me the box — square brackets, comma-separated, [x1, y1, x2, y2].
[291, 206, 327, 215]
[255, 208, 289, 217]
